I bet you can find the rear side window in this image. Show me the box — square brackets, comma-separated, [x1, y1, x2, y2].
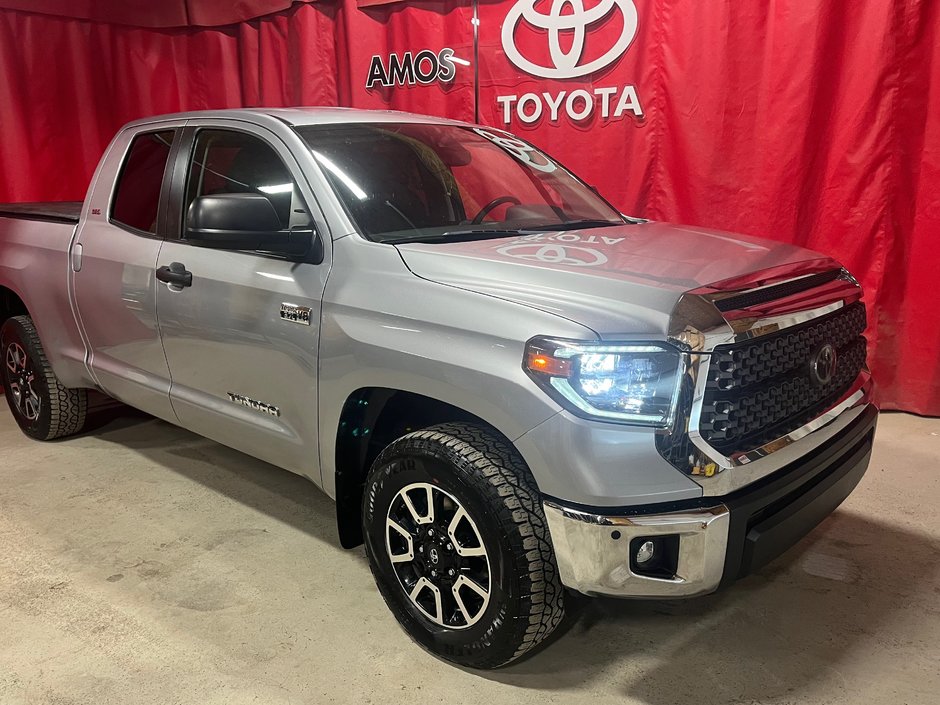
[111, 130, 174, 234]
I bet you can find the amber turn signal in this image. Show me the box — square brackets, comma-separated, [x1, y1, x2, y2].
[525, 349, 572, 377]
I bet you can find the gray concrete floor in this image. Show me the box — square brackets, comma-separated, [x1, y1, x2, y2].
[0, 406, 937, 705]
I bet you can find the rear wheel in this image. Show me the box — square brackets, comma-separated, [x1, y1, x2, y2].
[362, 422, 564, 668]
[1, 315, 87, 440]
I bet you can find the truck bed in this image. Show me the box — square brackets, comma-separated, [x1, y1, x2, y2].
[0, 202, 87, 390]
[0, 202, 82, 224]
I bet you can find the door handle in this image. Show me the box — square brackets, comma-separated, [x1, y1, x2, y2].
[156, 262, 193, 288]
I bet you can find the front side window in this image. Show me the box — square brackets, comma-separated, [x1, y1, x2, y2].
[111, 130, 174, 234]
[297, 123, 624, 243]
[183, 129, 309, 234]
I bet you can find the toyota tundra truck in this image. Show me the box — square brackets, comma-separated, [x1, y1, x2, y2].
[0, 108, 877, 668]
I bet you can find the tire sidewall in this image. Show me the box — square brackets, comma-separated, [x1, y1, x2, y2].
[0, 318, 53, 439]
[363, 442, 527, 668]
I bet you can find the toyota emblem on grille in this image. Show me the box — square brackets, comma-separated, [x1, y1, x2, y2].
[810, 343, 838, 386]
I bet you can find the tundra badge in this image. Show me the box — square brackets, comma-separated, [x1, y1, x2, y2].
[280, 302, 312, 325]
[227, 392, 280, 417]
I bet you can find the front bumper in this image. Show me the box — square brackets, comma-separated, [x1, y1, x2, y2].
[544, 403, 878, 598]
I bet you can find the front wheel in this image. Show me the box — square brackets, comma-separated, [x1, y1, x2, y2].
[362, 422, 564, 669]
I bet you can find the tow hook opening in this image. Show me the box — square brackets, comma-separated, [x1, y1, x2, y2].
[629, 535, 680, 579]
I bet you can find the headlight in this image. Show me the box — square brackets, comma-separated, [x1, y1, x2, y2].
[523, 337, 684, 426]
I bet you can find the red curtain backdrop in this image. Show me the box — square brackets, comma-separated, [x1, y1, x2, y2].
[0, 0, 937, 416]
[0, 2, 337, 202]
[0, 0, 320, 27]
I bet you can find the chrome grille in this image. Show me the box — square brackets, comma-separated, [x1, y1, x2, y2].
[699, 302, 867, 455]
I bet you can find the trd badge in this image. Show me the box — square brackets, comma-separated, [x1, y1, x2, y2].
[280, 302, 312, 325]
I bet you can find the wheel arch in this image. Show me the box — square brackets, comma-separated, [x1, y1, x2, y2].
[0, 284, 29, 324]
[333, 387, 520, 549]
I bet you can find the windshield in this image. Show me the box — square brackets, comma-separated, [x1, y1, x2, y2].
[296, 123, 625, 244]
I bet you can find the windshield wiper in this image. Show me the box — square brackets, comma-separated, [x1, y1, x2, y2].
[390, 218, 629, 245]
[392, 229, 531, 245]
[528, 219, 627, 231]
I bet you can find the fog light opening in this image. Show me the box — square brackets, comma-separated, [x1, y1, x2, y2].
[629, 535, 680, 579]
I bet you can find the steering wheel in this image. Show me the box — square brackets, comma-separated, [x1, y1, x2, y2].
[471, 196, 522, 224]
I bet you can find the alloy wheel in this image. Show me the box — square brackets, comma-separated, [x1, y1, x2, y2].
[384, 482, 491, 629]
[5, 342, 41, 421]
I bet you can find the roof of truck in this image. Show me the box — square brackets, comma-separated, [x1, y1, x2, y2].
[123, 107, 472, 129]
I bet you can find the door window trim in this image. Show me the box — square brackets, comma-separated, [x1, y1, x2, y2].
[168, 123, 327, 265]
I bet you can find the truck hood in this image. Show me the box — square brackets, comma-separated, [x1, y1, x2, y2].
[395, 221, 837, 338]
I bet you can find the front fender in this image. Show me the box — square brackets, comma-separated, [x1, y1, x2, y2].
[316, 236, 595, 497]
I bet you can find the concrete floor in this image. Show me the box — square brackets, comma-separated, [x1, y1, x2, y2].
[0, 405, 938, 705]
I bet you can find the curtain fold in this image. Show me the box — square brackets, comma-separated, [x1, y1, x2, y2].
[0, 1, 320, 28]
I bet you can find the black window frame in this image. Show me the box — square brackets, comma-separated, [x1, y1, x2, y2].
[170, 126, 321, 263]
[108, 128, 178, 240]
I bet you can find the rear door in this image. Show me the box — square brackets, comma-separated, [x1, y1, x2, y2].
[71, 124, 182, 421]
[154, 120, 330, 475]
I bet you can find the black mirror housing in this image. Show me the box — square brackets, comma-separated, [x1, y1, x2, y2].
[186, 194, 311, 256]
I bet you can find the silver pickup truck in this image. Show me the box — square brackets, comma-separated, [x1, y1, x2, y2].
[0, 108, 877, 668]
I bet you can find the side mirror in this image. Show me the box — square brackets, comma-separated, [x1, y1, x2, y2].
[186, 194, 312, 256]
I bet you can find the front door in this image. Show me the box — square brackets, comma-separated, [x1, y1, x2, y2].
[155, 123, 329, 476]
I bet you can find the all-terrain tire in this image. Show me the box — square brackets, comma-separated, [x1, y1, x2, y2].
[362, 422, 565, 669]
[0, 315, 87, 440]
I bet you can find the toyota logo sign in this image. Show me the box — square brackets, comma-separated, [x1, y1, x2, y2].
[501, 0, 639, 80]
[495, 0, 644, 126]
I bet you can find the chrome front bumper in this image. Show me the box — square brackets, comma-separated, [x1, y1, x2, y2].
[544, 502, 731, 598]
[545, 402, 878, 598]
